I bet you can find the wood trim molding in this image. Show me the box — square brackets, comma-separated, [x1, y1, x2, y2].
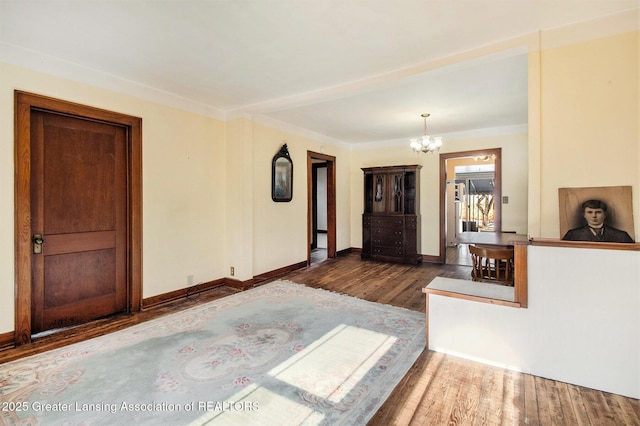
[421, 254, 442, 264]
[253, 261, 307, 284]
[424, 292, 430, 347]
[423, 287, 522, 308]
[142, 279, 226, 310]
[530, 238, 640, 251]
[224, 277, 254, 291]
[14, 91, 143, 345]
[513, 243, 528, 308]
[0, 331, 14, 351]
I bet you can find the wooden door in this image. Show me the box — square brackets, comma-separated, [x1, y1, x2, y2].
[29, 110, 128, 333]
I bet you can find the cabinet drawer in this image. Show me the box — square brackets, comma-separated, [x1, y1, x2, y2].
[372, 246, 404, 257]
[405, 215, 417, 229]
[372, 227, 403, 242]
[372, 237, 403, 247]
[370, 216, 404, 228]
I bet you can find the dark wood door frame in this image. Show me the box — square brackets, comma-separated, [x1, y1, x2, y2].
[307, 151, 336, 264]
[14, 91, 142, 345]
[439, 148, 502, 264]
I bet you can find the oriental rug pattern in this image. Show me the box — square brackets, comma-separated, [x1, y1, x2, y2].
[0, 281, 425, 425]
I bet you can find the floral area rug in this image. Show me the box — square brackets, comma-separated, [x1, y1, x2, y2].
[0, 280, 425, 425]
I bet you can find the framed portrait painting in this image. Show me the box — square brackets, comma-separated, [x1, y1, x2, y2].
[559, 185, 635, 243]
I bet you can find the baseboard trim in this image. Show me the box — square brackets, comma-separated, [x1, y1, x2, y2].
[253, 261, 307, 284]
[339, 247, 356, 256]
[224, 277, 254, 291]
[1, 253, 368, 350]
[421, 254, 442, 264]
[0, 331, 14, 351]
[142, 279, 226, 310]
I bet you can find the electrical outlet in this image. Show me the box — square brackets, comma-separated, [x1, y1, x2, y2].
[230, 266, 235, 276]
[187, 274, 194, 286]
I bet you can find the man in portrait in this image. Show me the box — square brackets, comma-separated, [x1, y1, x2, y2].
[562, 199, 635, 243]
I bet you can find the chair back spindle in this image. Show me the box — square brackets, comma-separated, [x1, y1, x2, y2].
[469, 244, 515, 286]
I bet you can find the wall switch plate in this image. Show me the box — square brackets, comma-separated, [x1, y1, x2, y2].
[502, 196, 509, 204]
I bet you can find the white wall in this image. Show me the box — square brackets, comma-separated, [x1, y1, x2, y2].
[317, 167, 328, 231]
[428, 245, 640, 398]
[537, 28, 639, 240]
[249, 120, 351, 277]
[224, 116, 254, 282]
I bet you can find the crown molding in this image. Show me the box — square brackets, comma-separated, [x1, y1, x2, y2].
[0, 42, 225, 121]
[540, 8, 639, 50]
[350, 124, 529, 151]
[252, 114, 353, 151]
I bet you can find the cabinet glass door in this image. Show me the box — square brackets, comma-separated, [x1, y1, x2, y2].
[372, 174, 387, 213]
[404, 171, 416, 214]
[390, 173, 404, 213]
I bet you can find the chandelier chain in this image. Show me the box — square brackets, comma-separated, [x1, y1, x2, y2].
[410, 113, 443, 154]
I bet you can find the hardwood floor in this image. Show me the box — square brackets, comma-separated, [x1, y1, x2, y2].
[1, 253, 638, 425]
[285, 254, 640, 425]
[446, 244, 473, 266]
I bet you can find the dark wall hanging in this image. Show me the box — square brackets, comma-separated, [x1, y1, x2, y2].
[272, 144, 293, 202]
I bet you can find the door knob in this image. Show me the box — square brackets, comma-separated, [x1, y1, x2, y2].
[33, 234, 44, 254]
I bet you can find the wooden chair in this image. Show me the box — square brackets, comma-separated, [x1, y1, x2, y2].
[469, 244, 514, 286]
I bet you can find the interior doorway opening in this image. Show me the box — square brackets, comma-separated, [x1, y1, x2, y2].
[440, 148, 502, 266]
[311, 161, 328, 264]
[307, 151, 336, 266]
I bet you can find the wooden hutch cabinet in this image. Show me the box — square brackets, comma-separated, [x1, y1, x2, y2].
[361, 165, 421, 264]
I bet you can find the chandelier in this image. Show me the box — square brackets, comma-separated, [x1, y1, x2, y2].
[410, 113, 443, 153]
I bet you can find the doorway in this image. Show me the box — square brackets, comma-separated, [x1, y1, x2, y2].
[439, 148, 502, 265]
[14, 92, 142, 345]
[311, 162, 328, 263]
[307, 151, 336, 265]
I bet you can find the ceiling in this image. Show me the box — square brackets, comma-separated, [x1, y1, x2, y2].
[1, 1, 637, 147]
